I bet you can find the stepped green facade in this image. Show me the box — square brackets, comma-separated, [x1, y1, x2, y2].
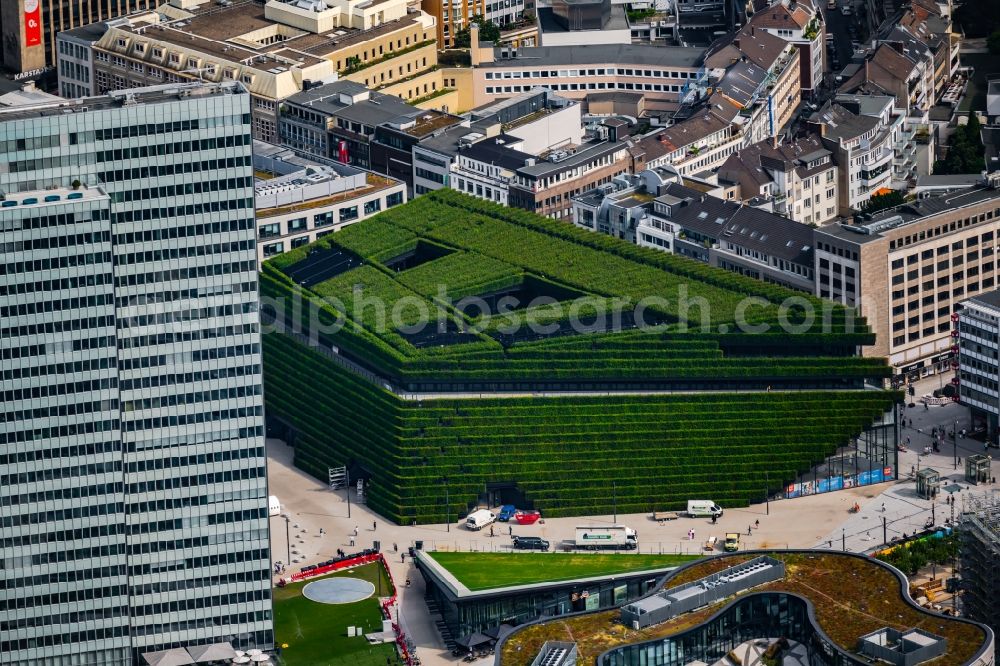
[261, 190, 898, 524]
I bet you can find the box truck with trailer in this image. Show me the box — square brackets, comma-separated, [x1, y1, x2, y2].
[574, 525, 638, 550]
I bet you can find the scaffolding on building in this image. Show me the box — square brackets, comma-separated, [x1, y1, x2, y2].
[959, 491, 1000, 629]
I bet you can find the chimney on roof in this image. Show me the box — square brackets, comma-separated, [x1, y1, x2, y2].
[772, 133, 778, 149]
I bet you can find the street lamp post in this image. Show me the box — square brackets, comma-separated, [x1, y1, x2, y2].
[283, 514, 291, 566]
[765, 470, 770, 516]
[442, 478, 450, 532]
[954, 420, 959, 470]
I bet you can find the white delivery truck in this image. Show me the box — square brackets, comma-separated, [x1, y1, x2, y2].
[268, 495, 281, 517]
[574, 525, 638, 550]
[687, 500, 724, 518]
[466, 509, 497, 530]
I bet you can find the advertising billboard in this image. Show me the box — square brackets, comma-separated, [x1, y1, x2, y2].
[24, 0, 42, 47]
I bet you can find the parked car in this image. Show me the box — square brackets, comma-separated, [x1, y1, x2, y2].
[498, 505, 517, 522]
[686, 500, 724, 518]
[466, 509, 497, 531]
[513, 536, 550, 550]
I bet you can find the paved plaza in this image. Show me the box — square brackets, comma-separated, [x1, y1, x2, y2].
[266, 374, 987, 666]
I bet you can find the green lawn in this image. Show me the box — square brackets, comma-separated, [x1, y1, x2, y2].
[273, 563, 398, 666]
[427, 552, 701, 591]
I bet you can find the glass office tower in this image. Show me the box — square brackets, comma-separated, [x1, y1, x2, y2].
[0, 82, 272, 665]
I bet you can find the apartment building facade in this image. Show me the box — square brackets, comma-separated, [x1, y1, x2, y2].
[814, 176, 1000, 376]
[0, 82, 272, 664]
[957, 290, 1000, 439]
[253, 143, 406, 264]
[635, 182, 816, 291]
[808, 98, 898, 215]
[745, 0, 825, 97]
[717, 134, 838, 226]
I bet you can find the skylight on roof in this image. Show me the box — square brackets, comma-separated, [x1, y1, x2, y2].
[715, 217, 725, 224]
[698, 211, 708, 219]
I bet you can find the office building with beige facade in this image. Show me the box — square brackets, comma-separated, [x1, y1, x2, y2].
[814, 175, 1000, 377]
[1, 0, 157, 76]
[57, 0, 451, 143]
[468, 26, 706, 114]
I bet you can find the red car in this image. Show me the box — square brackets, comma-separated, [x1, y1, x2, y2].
[514, 510, 541, 525]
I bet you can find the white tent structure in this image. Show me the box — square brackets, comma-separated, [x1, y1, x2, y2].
[187, 642, 238, 663]
[142, 648, 195, 666]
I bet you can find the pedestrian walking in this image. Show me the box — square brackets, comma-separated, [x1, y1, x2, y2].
[393, 542, 398, 552]
[754, 519, 759, 529]
[350, 535, 356, 547]
[490, 525, 494, 537]
[747, 525, 752, 536]
[881, 502, 885, 513]
[353, 525, 359, 537]
[401, 553, 406, 563]
[373, 521, 377, 531]
[509, 526, 513, 536]
[691, 529, 695, 540]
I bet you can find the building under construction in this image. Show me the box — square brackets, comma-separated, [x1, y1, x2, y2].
[960, 492, 1000, 630]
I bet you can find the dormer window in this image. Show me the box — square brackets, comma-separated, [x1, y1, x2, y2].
[117, 38, 127, 48]
[169, 53, 180, 65]
[153, 47, 163, 58]
[242, 74, 254, 84]
[135, 43, 145, 54]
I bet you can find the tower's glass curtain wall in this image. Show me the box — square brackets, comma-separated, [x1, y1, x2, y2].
[0, 83, 272, 665]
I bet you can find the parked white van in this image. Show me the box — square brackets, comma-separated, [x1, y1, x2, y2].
[465, 509, 497, 530]
[687, 500, 724, 518]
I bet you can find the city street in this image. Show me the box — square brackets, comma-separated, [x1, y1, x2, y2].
[823, 3, 856, 74]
